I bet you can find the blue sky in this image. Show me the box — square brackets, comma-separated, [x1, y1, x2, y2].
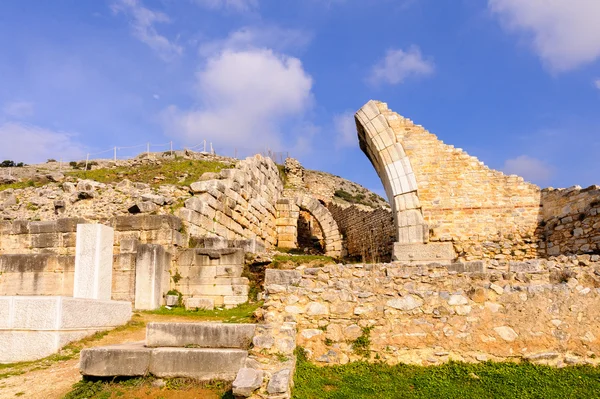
[1, 0, 599, 193]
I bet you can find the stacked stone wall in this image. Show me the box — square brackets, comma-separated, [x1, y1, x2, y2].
[263, 257, 600, 366]
[0, 215, 184, 256]
[0, 249, 146, 303]
[540, 186, 600, 256]
[0, 254, 75, 296]
[328, 203, 395, 262]
[275, 199, 299, 249]
[173, 248, 249, 308]
[180, 155, 283, 249]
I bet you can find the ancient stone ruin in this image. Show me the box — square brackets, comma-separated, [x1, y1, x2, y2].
[1, 99, 600, 398]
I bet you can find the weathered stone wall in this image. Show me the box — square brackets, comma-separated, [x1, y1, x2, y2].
[0, 249, 145, 303]
[0, 215, 184, 256]
[0, 254, 75, 296]
[180, 155, 283, 249]
[328, 203, 395, 262]
[263, 257, 600, 366]
[356, 101, 542, 261]
[173, 248, 249, 308]
[540, 186, 600, 256]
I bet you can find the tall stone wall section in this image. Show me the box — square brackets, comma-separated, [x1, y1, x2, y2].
[328, 203, 395, 262]
[276, 199, 299, 249]
[541, 186, 600, 256]
[263, 257, 600, 366]
[180, 155, 283, 249]
[361, 101, 542, 261]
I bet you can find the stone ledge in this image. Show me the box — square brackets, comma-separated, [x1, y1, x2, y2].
[146, 322, 256, 348]
[392, 242, 456, 265]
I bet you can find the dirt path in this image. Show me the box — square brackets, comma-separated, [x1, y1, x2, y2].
[0, 314, 227, 399]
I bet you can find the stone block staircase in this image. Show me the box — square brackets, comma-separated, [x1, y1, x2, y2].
[80, 322, 255, 381]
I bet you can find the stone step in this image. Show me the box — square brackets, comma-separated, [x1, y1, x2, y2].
[146, 322, 256, 349]
[80, 342, 248, 381]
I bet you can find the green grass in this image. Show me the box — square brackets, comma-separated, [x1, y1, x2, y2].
[66, 159, 231, 187]
[142, 301, 262, 323]
[0, 180, 40, 192]
[271, 254, 336, 268]
[293, 349, 600, 399]
[63, 377, 234, 399]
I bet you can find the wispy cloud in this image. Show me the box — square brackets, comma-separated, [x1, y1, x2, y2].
[489, 0, 600, 72]
[333, 111, 357, 148]
[503, 155, 554, 185]
[0, 122, 86, 163]
[368, 46, 434, 86]
[2, 101, 34, 119]
[111, 0, 182, 62]
[199, 25, 312, 57]
[192, 0, 258, 12]
[594, 79, 600, 90]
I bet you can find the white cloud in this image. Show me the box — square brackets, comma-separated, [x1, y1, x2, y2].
[489, 0, 600, 72]
[594, 79, 600, 90]
[333, 111, 357, 147]
[192, 0, 258, 12]
[161, 49, 313, 151]
[2, 101, 34, 118]
[0, 123, 86, 164]
[199, 26, 311, 57]
[368, 46, 434, 86]
[111, 0, 182, 62]
[503, 155, 554, 185]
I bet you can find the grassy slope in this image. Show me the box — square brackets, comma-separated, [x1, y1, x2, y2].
[67, 159, 230, 187]
[293, 352, 600, 399]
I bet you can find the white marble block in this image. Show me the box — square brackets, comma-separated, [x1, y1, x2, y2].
[74, 224, 115, 300]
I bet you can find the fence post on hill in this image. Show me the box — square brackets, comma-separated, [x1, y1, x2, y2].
[113, 147, 117, 162]
[85, 153, 89, 171]
[170, 141, 173, 155]
[147, 143, 150, 158]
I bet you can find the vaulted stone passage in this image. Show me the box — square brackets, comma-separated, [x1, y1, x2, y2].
[275, 194, 343, 258]
[355, 100, 456, 264]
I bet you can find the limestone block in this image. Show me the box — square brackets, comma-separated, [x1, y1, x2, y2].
[267, 369, 292, 395]
[135, 244, 171, 310]
[392, 242, 456, 265]
[224, 295, 248, 307]
[74, 224, 114, 300]
[185, 297, 215, 310]
[146, 322, 255, 348]
[265, 269, 302, 286]
[80, 342, 151, 376]
[233, 368, 264, 397]
[150, 348, 247, 381]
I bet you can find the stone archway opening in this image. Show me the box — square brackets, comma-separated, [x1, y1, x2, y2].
[275, 194, 343, 258]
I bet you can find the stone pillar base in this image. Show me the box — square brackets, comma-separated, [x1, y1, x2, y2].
[392, 242, 456, 265]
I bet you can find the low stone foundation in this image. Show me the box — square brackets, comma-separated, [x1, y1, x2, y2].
[0, 296, 131, 363]
[262, 257, 600, 367]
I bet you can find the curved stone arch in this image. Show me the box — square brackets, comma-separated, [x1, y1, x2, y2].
[355, 100, 428, 245]
[293, 194, 343, 258]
